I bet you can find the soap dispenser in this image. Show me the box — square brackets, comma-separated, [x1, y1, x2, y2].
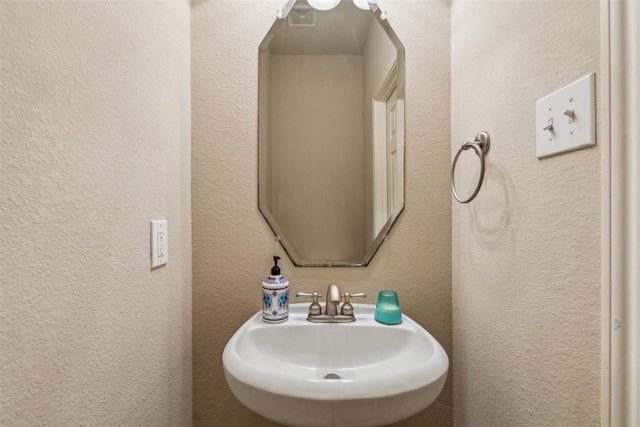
[262, 256, 289, 323]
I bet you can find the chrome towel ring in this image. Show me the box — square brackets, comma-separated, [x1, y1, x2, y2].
[451, 131, 491, 204]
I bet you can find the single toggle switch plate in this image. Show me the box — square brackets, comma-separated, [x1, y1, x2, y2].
[150, 220, 168, 269]
[536, 73, 595, 159]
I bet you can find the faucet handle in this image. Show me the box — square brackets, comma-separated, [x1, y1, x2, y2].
[341, 292, 366, 316]
[296, 292, 322, 316]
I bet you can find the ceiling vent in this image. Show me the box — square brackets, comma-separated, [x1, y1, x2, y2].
[288, 6, 316, 27]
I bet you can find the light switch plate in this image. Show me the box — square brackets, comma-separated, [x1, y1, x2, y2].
[536, 73, 595, 159]
[150, 220, 168, 269]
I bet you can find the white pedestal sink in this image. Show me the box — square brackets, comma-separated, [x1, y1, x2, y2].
[222, 303, 448, 427]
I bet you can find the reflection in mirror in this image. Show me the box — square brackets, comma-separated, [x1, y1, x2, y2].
[259, 0, 404, 266]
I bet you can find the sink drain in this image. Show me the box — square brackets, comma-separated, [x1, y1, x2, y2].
[324, 373, 341, 380]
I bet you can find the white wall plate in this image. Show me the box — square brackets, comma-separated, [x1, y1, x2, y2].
[536, 73, 595, 159]
[150, 220, 168, 269]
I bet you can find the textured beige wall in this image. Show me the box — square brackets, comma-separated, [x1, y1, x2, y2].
[451, 1, 601, 425]
[0, 1, 192, 425]
[192, 0, 451, 425]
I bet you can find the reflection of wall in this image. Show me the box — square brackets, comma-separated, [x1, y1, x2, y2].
[451, 1, 601, 425]
[270, 54, 364, 262]
[1, 1, 192, 424]
[363, 18, 400, 246]
[192, 0, 452, 425]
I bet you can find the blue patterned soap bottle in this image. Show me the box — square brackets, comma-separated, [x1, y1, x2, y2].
[262, 256, 289, 323]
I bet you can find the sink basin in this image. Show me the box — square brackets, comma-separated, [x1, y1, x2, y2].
[222, 303, 448, 427]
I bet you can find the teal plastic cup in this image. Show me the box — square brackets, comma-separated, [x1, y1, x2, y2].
[374, 291, 402, 325]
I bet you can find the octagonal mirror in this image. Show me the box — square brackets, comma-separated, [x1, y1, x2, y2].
[258, 0, 404, 267]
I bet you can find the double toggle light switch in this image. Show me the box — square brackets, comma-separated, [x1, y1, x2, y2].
[535, 73, 595, 159]
[542, 109, 575, 133]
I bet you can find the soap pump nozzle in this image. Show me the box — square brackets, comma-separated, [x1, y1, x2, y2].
[271, 255, 281, 276]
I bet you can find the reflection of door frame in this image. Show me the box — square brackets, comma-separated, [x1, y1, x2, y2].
[601, 1, 639, 425]
[372, 61, 398, 237]
[386, 87, 398, 215]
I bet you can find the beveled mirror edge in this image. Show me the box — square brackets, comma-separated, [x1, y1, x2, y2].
[259, 197, 368, 267]
[362, 204, 405, 267]
[259, 18, 284, 52]
[375, 8, 406, 99]
[258, 202, 303, 266]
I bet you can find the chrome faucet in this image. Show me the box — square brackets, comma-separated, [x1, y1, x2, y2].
[297, 283, 365, 323]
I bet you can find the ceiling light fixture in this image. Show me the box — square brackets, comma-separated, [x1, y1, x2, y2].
[306, 0, 341, 11]
[352, 0, 371, 10]
[305, 0, 375, 12]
